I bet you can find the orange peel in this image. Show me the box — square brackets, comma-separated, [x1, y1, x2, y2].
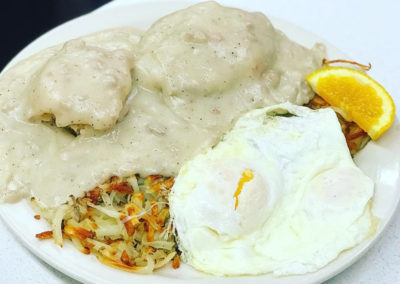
[306, 66, 395, 140]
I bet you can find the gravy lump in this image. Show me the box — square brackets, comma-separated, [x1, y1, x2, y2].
[0, 2, 325, 206]
[136, 2, 277, 96]
[27, 39, 134, 131]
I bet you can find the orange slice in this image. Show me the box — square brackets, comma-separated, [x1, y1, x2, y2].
[306, 67, 395, 140]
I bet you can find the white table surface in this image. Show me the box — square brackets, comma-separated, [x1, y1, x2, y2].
[1, 0, 399, 283]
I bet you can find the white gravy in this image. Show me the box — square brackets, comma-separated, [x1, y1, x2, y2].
[0, 2, 324, 206]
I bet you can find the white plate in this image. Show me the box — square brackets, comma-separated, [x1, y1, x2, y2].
[1, 1, 400, 284]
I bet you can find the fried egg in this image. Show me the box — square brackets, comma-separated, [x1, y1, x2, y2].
[169, 103, 374, 276]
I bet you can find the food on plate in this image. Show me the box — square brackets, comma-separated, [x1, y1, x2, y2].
[170, 103, 375, 276]
[27, 39, 135, 132]
[0, 27, 142, 203]
[0, 0, 392, 278]
[32, 174, 178, 273]
[0, 1, 324, 206]
[306, 66, 395, 140]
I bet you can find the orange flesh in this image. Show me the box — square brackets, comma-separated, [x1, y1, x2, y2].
[317, 76, 383, 132]
[233, 169, 254, 210]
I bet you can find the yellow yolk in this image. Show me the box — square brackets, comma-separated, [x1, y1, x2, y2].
[233, 169, 254, 210]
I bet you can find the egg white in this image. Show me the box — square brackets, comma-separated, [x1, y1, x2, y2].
[169, 103, 374, 276]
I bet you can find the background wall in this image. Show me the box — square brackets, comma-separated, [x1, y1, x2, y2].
[0, 0, 110, 70]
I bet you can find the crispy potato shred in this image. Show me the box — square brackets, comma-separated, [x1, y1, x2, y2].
[31, 174, 178, 273]
[306, 94, 370, 155]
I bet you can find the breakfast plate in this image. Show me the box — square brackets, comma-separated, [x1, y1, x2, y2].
[1, 1, 400, 283]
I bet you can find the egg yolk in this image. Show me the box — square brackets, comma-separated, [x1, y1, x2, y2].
[233, 169, 254, 210]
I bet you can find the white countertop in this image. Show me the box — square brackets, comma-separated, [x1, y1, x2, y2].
[1, 0, 400, 283]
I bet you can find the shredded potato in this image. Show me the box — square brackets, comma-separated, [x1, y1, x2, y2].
[32, 174, 178, 273]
